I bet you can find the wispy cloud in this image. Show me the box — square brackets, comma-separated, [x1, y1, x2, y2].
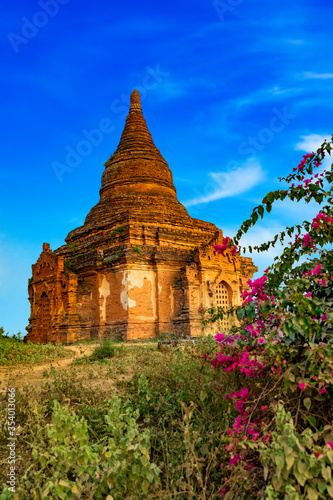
[295, 134, 329, 152]
[302, 72, 333, 80]
[183, 159, 265, 207]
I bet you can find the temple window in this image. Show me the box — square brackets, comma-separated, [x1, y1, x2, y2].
[215, 281, 232, 331]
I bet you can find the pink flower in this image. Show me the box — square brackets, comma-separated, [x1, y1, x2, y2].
[221, 488, 227, 497]
[261, 406, 267, 412]
[303, 234, 312, 247]
[229, 454, 240, 466]
[240, 387, 249, 399]
[306, 292, 312, 298]
[312, 264, 322, 274]
[326, 442, 333, 450]
[319, 388, 327, 394]
[257, 337, 265, 344]
[321, 314, 327, 322]
[299, 383, 306, 391]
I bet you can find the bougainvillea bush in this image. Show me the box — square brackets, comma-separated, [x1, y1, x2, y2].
[200, 136, 333, 499]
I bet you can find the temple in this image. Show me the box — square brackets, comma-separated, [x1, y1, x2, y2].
[25, 90, 257, 344]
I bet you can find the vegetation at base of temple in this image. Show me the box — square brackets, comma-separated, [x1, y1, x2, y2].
[1, 137, 333, 499]
[72, 339, 120, 364]
[1, 340, 233, 499]
[0, 328, 70, 366]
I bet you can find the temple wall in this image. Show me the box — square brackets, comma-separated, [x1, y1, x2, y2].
[26, 241, 257, 344]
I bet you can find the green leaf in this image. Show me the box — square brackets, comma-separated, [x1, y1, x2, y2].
[258, 205, 264, 218]
[306, 486, 319, 500]
[141, 480, 150, 494]
[318, 480, 327, 494]
[298, 461, 307, 474]
[275, 453, 285, 469]
[309, 416, 317, 427]
[322, 466, 332, 481]
[58, 480, 71, 488]
[294, 469, 307, 486]
[236, 308, 245, 320]
[200, 390, 207, 402]
[303, 398, 311, 411]
[286, 454, 295, 470]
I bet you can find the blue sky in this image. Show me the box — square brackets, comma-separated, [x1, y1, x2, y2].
[1, 0, 333, 335]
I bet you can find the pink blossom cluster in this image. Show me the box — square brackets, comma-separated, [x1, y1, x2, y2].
[302, 263, 330, 288]
[244, 324, 261, 338]
[292, 152, 316, 172]
[223, 387, 271, 470]
[210, 346, 266, 378]
[290, 151, 323, 174]
[213, 237, 238, 257]
[303, 263, 322, 276]
[294, 232, 316, 250]
[312, 212, 333, 230]
[242, 275, 268, 305]
[214, 332, 239, 344]
[290, 171, 326, 190]
[299, 381, 329, 395]
[303, 233, 312, 247]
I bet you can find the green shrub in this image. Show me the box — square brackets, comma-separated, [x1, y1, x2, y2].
[0, 332, 70, 366]
[260, 404, 333, 499]
[1, 395, 160, 499]
[90, 341, 115, 361]
[72, 340, 117, 365]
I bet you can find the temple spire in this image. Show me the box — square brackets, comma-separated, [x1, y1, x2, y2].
[129, 89, 142, 114]
[83, 88, 192, 226]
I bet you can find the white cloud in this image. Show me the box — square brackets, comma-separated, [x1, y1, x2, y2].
[302, 72, 333, 80]
[182, 159, 265, 207]
[295, 134, 329, 152]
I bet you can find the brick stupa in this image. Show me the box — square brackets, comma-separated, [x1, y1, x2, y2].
[25, 90, 257, 343]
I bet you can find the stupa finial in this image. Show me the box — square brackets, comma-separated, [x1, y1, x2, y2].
[129, 89, 142, 113]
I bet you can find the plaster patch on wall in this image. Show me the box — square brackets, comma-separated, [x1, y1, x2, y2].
[128, 298, 136, 308]
[169, 285, 174, 316]
[127, 271, 146, 290]
[128, 269, 156, 320]
[158, 285, 162, 293]
[121, 270, 128, 310]
[99, 274, 110, 322]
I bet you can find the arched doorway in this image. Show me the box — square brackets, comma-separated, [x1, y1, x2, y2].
[214, 281, 232, 332]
